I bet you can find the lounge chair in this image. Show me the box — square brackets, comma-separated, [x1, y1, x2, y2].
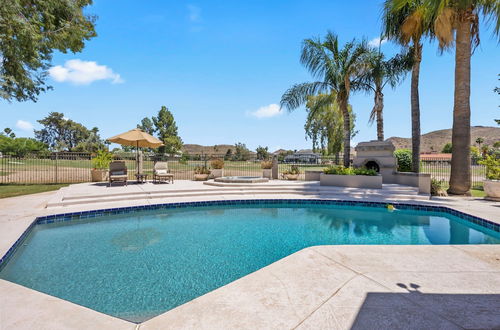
[109, 161, 128, 187]
[153, 161, 174, 184]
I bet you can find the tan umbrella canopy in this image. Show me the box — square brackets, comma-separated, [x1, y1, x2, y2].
[107, 128, 163, 148]
[107, 129, 164, 176]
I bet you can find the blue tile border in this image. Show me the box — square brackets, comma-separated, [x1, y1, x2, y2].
[1, 199, 498, 269]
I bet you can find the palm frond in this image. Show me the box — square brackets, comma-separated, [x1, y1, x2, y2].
[280, 82, 329, 112]
[482, 0, 500, 37]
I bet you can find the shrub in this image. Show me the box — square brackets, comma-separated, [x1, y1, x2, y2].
[394, 149, 412, 172]
[194, 165, 210, 175]
[210, 158, 224, 169]
[431, 179, 448, 196]
[479, 155, 500, 180]
[179, 153, 190, 164]
[283, 165, 300, 175]
[261, 160, 273, 169]
[323, 166, 377, 176]
[91, 150, 113, 169]
[442, 143, 452, 153]
[353, 167, 378, 176]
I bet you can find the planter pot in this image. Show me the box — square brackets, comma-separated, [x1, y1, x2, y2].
[91, 169, 108, 182]
[194, 174, 210, 181]
[211, 169, 224, 178]
[320, 173, 382, 189]
[483, 180, 500, 201]
[262, 169, 272, 179]
[284, 174, 299, 180]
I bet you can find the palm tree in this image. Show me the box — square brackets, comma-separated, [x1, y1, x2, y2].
[281, 32, 370, 167]
[360, 48, 413, 141]
[475, 137, 484, 148]
[383, 0, 429, 173]
[424, 0, 499, 195]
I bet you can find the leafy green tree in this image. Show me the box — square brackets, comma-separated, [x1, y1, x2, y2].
[394, 149, 412, 172]
[0, 0, 96, 102]
[442, 143, 453, 154]
[281, 32, 370, 167]
[224, 148, 233, 160]
[34, 112, 105, 151]
[152, 106, 183, 155]
[383, 0, 430, 173]
[233, 142, 250, 161]
[73, 127, 108, 153]
[137, 117, 155, 135]
[3, 128, 15, 138]
[277, 150, 294, 162]
[470, 146, 482, 162]
[0, 135, 48, 156]
[360, 48, 412, 141]
[423, 0, 499, 195]
[304, 94, 356, 160]
[256, 146, 270, 160]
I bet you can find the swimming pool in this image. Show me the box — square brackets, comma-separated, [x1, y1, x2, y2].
[1, 200, 499, 323]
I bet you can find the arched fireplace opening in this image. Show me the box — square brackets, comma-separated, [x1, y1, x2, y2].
[364, 160, 380, 173]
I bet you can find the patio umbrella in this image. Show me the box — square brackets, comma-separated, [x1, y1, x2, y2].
[107, 128, 164, 176]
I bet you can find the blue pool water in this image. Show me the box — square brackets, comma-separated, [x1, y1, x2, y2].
[1, 202, 499, 322]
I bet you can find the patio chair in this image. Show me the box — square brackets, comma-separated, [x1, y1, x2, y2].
[153, 161, 174, 184]
[109, 161, 128, 187]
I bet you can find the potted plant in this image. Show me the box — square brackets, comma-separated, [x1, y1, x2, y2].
[320, 165, 382, 188]
[283, 165, 300, 180]
[210, 159, 224, 178]
[479, 155, 500, 201]
[194, 165, 211, 181]
[91, 150, 113, 182]
[261, 160, 273, 179]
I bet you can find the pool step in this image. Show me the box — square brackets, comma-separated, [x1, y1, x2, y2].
[47, 184, 428, 208]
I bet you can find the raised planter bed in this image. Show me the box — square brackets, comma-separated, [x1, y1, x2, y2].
[483, 180, 500, 201]
[320, 173, 382, 189]
[305, 170, 322, 181]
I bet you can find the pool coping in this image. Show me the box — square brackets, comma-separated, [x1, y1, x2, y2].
[1, 192, 500, 329]
[1, 198, 499, 271]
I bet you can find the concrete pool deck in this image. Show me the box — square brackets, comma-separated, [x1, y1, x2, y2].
[1, 181, 499, 329]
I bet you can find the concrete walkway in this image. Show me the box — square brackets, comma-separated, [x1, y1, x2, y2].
[1, 182, 499, 329]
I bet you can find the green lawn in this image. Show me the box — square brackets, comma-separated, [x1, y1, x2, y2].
[0, 184, 68, 199]
[471, 188, 486, 198]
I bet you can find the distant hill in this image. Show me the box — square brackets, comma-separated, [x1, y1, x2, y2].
[387, 126, 500, 152]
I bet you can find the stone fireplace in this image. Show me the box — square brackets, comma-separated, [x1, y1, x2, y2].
[353, 140, 397, 183]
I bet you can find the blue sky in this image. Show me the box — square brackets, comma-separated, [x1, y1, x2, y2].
[3, 0, 499, 152]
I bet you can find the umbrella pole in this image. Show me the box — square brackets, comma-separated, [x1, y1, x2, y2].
[136, 141, 139, 177]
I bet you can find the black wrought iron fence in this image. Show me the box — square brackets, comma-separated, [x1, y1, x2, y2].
[0, 152, 487, 186]
[0, 152, 92, 184]
[420, 157, 486, 188]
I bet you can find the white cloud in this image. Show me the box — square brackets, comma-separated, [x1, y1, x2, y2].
[249, 104, 282, 119]
[16, 120, 34, 131]
[187, 4, 201, 22]
[49, 59, 124, 85]
[368, 37, 387, 48]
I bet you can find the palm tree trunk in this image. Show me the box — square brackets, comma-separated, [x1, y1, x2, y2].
[411, 43, 422, 173]
[340, 97, 351, 167]
[375, 90, 384, 141]
[448, 19, 472, 195]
